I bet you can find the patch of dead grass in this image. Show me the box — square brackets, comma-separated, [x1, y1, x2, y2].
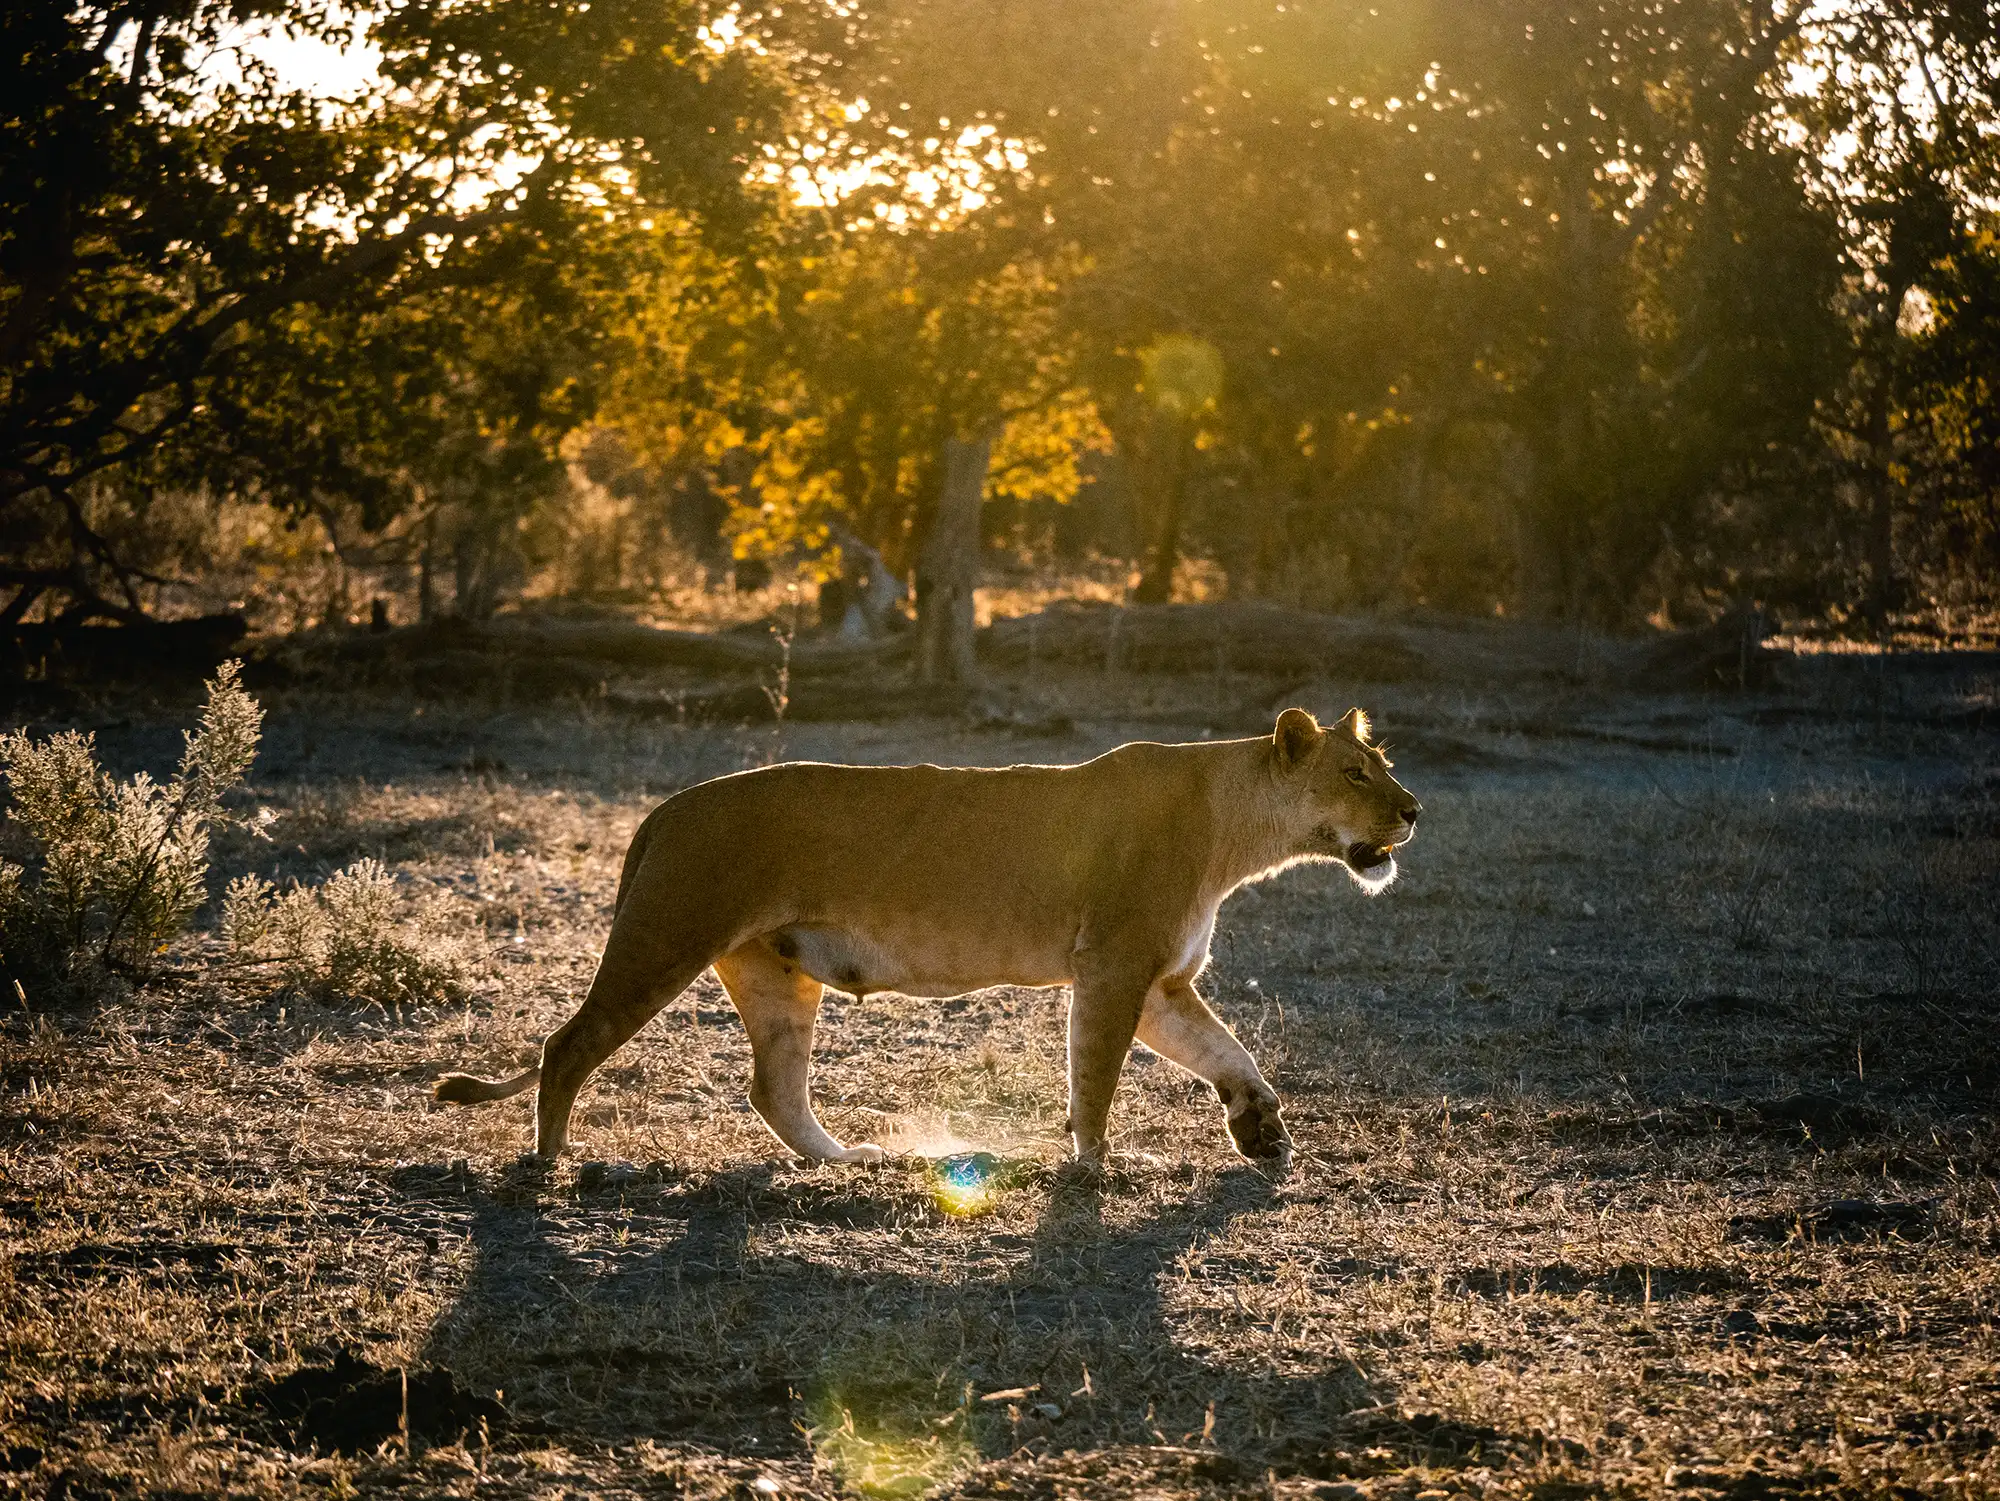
[2, 646, 1996, 1499]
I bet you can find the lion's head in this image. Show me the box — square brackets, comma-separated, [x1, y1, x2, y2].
[1270, 706, 1421, 892]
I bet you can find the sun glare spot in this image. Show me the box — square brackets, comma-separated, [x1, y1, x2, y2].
[1140, 334, 1225, 417]
[697, 10, 742, 52]
[928, 1152, 1004, 1217]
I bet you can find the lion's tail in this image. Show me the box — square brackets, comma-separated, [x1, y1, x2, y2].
[434, 1067, 541, 1105]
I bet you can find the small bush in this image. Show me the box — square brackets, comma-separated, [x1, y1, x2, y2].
[0, 661, 262, 993]
[222, 859, 467, 1007]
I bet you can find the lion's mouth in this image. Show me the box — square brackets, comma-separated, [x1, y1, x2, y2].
[1345, 841, 1395, 874]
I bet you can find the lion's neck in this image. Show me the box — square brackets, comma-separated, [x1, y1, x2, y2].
[1201, 747, 1319, 898]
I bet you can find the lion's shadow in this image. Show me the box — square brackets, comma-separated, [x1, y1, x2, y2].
[405, 1155, 1383, 1471]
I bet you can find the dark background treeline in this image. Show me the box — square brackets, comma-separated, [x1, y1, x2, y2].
[5, 0, 1997, 662]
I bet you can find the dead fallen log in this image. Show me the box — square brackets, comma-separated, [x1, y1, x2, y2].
[287, 600, 1426, 709]
[4, 613, 248, 680]
[980, 601, 1426, 681]
[1630, 603, 1776, 692]
[332, 617, 910, 676]
[620, 676, 975, 723]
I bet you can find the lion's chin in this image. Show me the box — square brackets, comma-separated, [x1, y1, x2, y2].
[1343, 841, 1398, 893]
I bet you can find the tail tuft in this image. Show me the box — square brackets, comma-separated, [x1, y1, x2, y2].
[434, 1067, 540, 1105]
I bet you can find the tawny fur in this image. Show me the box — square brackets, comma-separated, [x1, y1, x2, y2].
[434, 707, 1420, 1166]
[433, 1068, 539, 1104]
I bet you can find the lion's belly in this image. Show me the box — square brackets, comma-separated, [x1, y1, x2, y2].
[774, 923, 1073, 998]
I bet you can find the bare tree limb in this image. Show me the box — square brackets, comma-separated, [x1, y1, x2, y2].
[2, 192, 532, 513]
[123, 13, 156, 104]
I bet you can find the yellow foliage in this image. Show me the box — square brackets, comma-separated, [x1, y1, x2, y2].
[987, 389, 1112, 506]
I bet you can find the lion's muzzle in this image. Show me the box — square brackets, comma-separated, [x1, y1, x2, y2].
[1345, 840, 1396, 876]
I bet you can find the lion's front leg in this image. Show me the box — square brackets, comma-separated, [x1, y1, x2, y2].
[1136, 980, 1292, 1163]
[1065, 959, 1154, 1165]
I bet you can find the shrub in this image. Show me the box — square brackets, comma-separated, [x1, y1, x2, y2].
[222, 859, 467, 1008]
[0, 661, 262, 993]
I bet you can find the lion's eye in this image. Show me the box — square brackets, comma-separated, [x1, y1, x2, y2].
[1344, 766, 1369, 785]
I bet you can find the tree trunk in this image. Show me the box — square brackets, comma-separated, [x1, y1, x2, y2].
[915, 431, 992, 687]
[1860, 281, 1910, 637]
[1134, 415, 1188, 605]
[1518, 168, 1603, 621]
[1253, 485, 1287, 598]
[453, 533, 489, 621]
[418, 512, 437, 624]
[1864, 384, 1901, 637]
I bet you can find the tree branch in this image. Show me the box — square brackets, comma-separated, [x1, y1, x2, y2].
[0, 582, 49, 630]
[123, 13, 156, 105]
[2, 191, 534, 514]
[1613, 3, 1806, 257]
[191, 202, 520, 349]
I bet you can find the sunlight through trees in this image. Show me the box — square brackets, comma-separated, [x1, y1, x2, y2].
[4, 0, 1996, 639]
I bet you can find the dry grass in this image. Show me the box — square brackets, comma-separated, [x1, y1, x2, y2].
[2, 630, 1996, 1500]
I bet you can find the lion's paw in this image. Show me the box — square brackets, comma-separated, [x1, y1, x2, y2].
[839, 1142, 888, 1166]
[1223, 1086, 1292, 1162]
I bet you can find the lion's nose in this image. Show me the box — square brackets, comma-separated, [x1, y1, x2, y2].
[1401, 804, 1421, 826]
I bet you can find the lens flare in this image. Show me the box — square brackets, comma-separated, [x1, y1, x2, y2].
[1139, 333, 1224, 417]
[808, 1395, 975, 1499]
[926, 1151, 1004, 1218]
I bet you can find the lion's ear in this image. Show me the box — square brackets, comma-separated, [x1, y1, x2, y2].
[1274, 707, 1324, 768]
[1336, 707, 1371, 745]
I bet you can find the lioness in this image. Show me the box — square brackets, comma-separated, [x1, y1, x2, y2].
[436, 707, 1419, 1166]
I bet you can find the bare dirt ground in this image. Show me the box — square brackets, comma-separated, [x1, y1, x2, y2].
[3, 612, 1998, 1500]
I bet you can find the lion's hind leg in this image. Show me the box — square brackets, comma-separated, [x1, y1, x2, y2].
[535, 942, 716, 1159]
[1136, 980, 1292, 1162]
[715, 938, 884, 1165]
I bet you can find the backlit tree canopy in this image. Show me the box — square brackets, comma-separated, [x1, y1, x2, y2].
[0, 0, 791, 622]
[4, 0, 1997, 635]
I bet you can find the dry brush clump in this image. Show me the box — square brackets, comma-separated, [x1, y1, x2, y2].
[0, 662, 472, 1010]
[221, 858, 471, 1010]
[0, 661, 262, 995]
